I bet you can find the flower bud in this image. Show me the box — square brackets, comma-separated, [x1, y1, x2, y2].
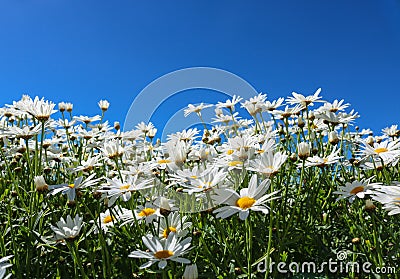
[364, 199, 376, 212]
[158, 197, 172, 217]
[328, 131, 339, 145]
[298, 142, 311, 160]
[148, 128, 157, 139]
[65, 103, 73, 113]
[214, 107, 223, 116]
[114, 121, 120, 130]
[183, 263, 198, 279]
[352, 237, 361, 244]
[297, 116, 305, 128]
[98, 100, 110, 112]
[58, 102, 66, 112]
[366, 136, 374, 146]
[34, 175, 48, 192]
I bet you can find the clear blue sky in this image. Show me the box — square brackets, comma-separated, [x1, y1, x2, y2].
[1, 0, 399, 137]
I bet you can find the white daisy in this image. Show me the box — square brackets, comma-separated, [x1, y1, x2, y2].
[304, 147, 342, 167]
[359, 139, 400, 163]
[98, 175, 153, 206]
[50, 214, 84, 241]
[183, 103, 213, 117]
[155, 212, 192, 239]
[48, 174, 99, 203]
[129, 233, 192, 269]
[286, 88, 323, 109]
[249, 151, 288, 176]
[333, 179, 379, 203]
[212, 174, 280, 220]
[184, 168, 226, 194]
[371, 185, 400, 215]
[93, 208, 128, 233]
[0, 255, 13, 279]
[216, 95, 243, 111]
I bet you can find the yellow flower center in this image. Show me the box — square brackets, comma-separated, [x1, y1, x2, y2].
[158, 159, 171, 164]
[228, 161, 243, 167]
[257, 149, 265, 154]
[236, 196, 256, 209]
[154, 250, 174, 259]
[68, 184, 75, 188]
[190, 175, 198, 179]
[374, 147, 388, 154]
[394, 197, 400, 205]
[227, 149, 234, 155]
[103, 215, 114, 224]
[350, 186, 364, 195]
[162, 226, 177, 238]
[119, 184, 130, 190]
[138, 208, 156, 217]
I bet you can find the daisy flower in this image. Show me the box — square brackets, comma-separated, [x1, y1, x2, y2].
[263, 97, 284, 112]
[240, 93, 267, 116]
[183, 103, 213, 117]
[155, 212, 192, 239]
[371, 185, 400, 216]
[48, 174, 99, 203]
[34, 175, 48, 192]
[0, 255, 13, 279]
[382, 125, 399, 138]
[212, 111, 241, 124]
[333, 179, 379, 203]
[212, 174, 280, 220]
[50, 214, 84, 241]
[304, 147, 342, 167]
[216, 95, 243, 111]
[214, 153, 248, 171]
[4, 124, 42, 140]
[318, 99, 349, 113]
[359, 138, 400, 163]
[184, 168, 226, 194]
[73, 115, 102, 125]
[286, 88, 323, 109]
[167, 128, 200, 143]
[98, 175, 153, 207]
[129, 233, 192, 269]
[71, 155, 103, 173]
[93, 208, 128, 233]
[249, 151, 288, 176]
[121, 202, 162, 225]
[100, 140, 125, 159]
[136, 121, 155, 134]
[271, 105, 302, 119]
[28, 97, 57, 122]
[12, 96, 57, 122]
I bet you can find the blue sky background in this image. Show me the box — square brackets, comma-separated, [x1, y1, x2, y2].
[0, 0, 399, 138]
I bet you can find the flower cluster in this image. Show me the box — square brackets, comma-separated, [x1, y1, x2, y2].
[0, 91, 399, 278]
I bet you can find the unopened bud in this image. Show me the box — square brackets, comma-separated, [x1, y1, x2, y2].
[98, 100, 110, 112]
[298, 142, 311, 160]
[183, 263, 198, 279]
[114, 121, 120, 130]
[297, 116, 305, 128]
[364, 199, 376, 212]
[366, 136, 374, 146]
[328, 131, 339, 145]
